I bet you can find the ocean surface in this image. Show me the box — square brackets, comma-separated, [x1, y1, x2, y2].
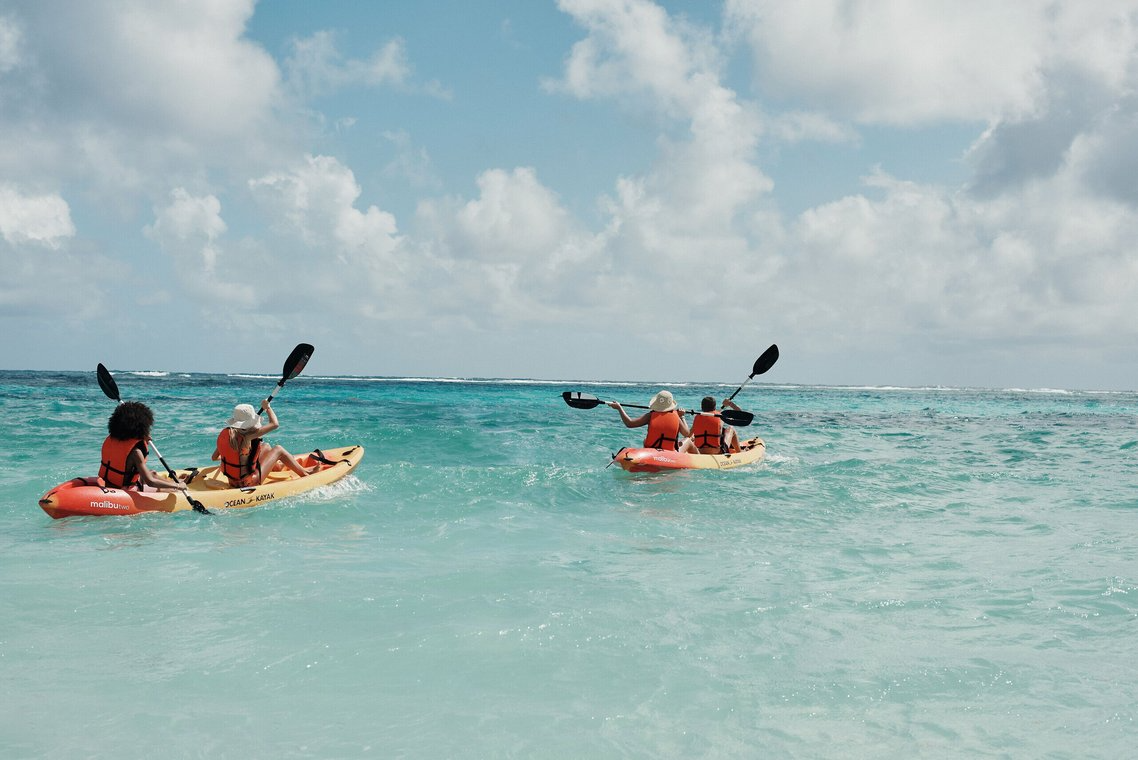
[1, 369, 1136, 758]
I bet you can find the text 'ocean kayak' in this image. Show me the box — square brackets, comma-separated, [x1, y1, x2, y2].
[39, 445, 364, 518]
[612, 438, 765, 473]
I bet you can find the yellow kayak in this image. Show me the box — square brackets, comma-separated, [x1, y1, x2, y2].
[39, 445, 364, 518]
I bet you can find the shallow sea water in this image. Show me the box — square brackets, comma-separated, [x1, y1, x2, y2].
[1, 371, 1136, 758]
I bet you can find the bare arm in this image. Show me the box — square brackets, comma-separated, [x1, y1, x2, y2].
[607, 402, 650, 428]
[677, 412, 692, 438]
[130, 448, 187, 492]
[253, 399, 280, 436]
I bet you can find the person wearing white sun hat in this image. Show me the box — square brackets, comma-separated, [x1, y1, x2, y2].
[607, 390, 691, 451]
[211, 398, 316, 487]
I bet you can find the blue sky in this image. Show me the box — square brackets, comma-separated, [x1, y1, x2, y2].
[2, 1, 1138, 389]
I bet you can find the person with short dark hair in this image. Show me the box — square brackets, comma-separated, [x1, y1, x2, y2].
[680, 396, 743, 454]
[99, 401, 189, 492]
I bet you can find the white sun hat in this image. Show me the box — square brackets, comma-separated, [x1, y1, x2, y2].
[648, 390, 677, 412]
[226, 403, 259, 430]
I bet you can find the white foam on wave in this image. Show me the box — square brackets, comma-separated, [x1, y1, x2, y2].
[762, 452, 799, 465]
[129, 370, 169, 377]
[294, 475, 371, 503]
[303, 375, 701, 388]
[304, 375, 650, 387]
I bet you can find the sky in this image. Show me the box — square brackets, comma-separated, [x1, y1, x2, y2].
[2, 0, 1138, 389]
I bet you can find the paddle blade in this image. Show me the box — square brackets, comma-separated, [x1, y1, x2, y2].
[96, 363, 120, 402]
[562, 391, 605, 410]
[750, 344, 779, 377]
[282, 343, 314, 381]
[721, 409, 754, 427]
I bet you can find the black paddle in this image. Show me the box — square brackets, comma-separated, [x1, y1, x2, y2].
[96, 363, 211, 514]
[561, 392, 755, 427]
[254, 343, 314, 422]
[725, 344, 779, 402]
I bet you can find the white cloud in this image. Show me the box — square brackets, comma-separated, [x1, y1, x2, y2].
[527, 0, 1138, 383]
[16, 0, 278, 140]
[0, 0, 285, 209]
[747, 161, 1138, 369]
[413, 167, 600, 323]
[284, 31, 410, 98]
[453, 168, 572, 260]
[553, 0, 771, 238]
[725, 0, 1138, 126]
[145, 189, 229, 278]
[249, 154, 400, 259]
[0, 184, 104, 322]
[0, 184, 74, 247]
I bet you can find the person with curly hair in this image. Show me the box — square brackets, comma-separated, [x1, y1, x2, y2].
[99, 401, 189, 492]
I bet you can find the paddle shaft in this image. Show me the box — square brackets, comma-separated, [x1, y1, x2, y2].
[255, 379, 287, 421]
[609, 401, 753, 427]
[725, 377, 754, 403]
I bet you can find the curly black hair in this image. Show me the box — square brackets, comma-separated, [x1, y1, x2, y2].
[107, 401, 154, 440]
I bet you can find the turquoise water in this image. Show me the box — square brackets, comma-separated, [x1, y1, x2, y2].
[2, 370, 1137, 758]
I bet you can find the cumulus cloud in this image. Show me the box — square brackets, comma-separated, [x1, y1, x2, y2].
[145, 189, 233, 288]
[249, 154, 400, 258]
[0, 184, 74, 247]
[12, 0, 278, 141]
[0, 0, 288, 218]
[726, 0, 1138, 127]
[141, 159, 406, 340]
[451, 168, 572, 261]
[551, 0, 771, 257]
[0, 184, 107, 321]
[725, 0, 1048, 125]
[522, 0, 1138, 383]
[412, 167, 603, 323]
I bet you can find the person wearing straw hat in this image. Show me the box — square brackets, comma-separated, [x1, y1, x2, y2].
[607, 390, 691, 451]
[211, 399, 315, 487]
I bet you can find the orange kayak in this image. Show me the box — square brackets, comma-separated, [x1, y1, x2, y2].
[611, 438, 765, 473]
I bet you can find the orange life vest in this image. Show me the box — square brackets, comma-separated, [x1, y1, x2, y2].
[216, 429, 262, 486]
[100, 437, 148, 488]
[690, 412, 724, 454]
[644, 410, 680, 450]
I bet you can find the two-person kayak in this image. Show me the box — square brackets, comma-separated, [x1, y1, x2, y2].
[611, 437, 765, 473]
[39, 445, 364, 518]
